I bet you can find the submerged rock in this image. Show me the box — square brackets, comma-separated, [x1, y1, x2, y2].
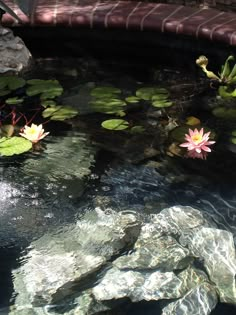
[0, 27, 31, 73]
[12, 209, 141, 306]
[92, 265, 208, 303]
[162, 282, 218, 315]
[186, 227, 236, 304]
[10, 205, 236, 315]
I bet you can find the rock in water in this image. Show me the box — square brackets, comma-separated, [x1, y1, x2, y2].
[12, 210, 141, 306]
[161, 282, 218, 315]
[186, 227, 236, 304]
[0, 27, 31, 73]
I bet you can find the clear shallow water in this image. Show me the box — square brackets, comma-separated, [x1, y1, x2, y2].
[0, 57, 236, 314]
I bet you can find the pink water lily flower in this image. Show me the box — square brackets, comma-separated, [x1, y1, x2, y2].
[19, 123, 49, 143]
[179, 128, 215, 159]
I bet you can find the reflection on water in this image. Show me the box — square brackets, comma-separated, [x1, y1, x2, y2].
[0, 57, 235, 314]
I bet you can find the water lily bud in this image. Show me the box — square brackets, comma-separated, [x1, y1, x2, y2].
[196, 56, 208, 68]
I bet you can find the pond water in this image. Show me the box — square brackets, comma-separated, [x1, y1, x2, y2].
[0, 56, 236, 315]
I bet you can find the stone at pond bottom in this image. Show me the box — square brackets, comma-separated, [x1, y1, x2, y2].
[183, 227, 236, 304]
[10, 205, 236, 315]
[114, 229, 191, 271]
[12, 209, 141, 306]
[0, 27, 31, 73]
[92, 265, 209, 303]
[162, 282, 218, 315]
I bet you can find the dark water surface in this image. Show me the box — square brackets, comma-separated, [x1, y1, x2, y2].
[0, 57, 236, 314]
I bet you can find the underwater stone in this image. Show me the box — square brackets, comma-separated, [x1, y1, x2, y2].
[114, 224, 191, 271]
[152, 205, 209, 236]
[93, 265, 208, 303]
[186, 227, 236, 304]
[0, 27, 31, 73]
[161, 282, 218, 315]
[92, 267, 186, 302]
[13, 209, 141, 306]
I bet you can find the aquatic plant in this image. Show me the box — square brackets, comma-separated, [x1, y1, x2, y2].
[196, 55, 236, 98]
[19, 123, 49, 143]
[179, 128, 215, 160]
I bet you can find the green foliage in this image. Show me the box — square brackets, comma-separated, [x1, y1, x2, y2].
[26, 79, 63, 99]
[0, 76, 26, 97]
[170, 126, 190, 142]
[91, 87, 121, 98]
[0, 137, 32, 156]
[101, 119, 129, 130]
[42, 105, 78, 121]
[125, 96, 140, 103]
[6, 97, 24, 105]
[212, 107, 236, 119]
[230, 130, 236, 144]
[136, 87, 172, 108]
[130, 126, 145, 134]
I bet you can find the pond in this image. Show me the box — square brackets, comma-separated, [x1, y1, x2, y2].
[0, 53, 236, 315]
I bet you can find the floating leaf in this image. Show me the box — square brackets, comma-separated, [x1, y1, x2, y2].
[91, 87, 121, 98]
[0, 90, 10, 96]
[230, 137, 236, 144]
[41, 100, 57, 108]
[125, 96, 140, 103]
[186, 116, 201, 126]
[42, 105, 78, 121]
[212, 107, 236, 119]
[0, 137, 32, 156]
[0, 76, 26, 91]
[170, 126, 189, 142]
[152, 100, 173, 108]
[1, 125, 14, 137]
[6, 97, 24, 105]
[130, 126, 145, 134]
[26, 79, 63, 99]
[90, 98, 126, 115]
[232, 130, 236, 137]
[101, 119, 129, 130]
[136, 87, 169, 101]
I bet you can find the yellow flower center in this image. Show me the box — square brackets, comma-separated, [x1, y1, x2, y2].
[191, 134, 202, 144]
[27, 128, 37, 135]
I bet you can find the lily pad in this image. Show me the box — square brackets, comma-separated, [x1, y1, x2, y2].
[0, 125, 14, 137]
[136, 87, 169, 101]
[170, 126, 189, 142]
[26, 79, 63, 99]
[6, 97, 24, 105]
[41, 100, 57, 108]
[0, 137, 32, 156]
[101, 119, 129, 130]
[186, 116, 201, 126]
[125, 96, 140, 103]
[42, 105, 78, 121]
[218, 86, 236, 98]
[0, 76, 26, 91]
[90, 98, 126, 115]
[212, 107, 236, 119]
[152, 100, 173, 108]
[230, 137, 236, 144]
[232, 130, 236, 137]
[130, 126, 145, 134]
[91, 87, 121, 98]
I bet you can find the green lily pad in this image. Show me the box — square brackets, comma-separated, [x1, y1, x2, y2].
[152, 100, 173, 108]
[125, 96, 140, 103]
[1, 125, 14, 137]
[41, 100, 57, 108]
[232, 130, 236, 137]
[130, 126, 145, 134]
[136, 87, 169, 101]
[170, 126, 190, 142]
[101, 119, 129, 130]
[26, 79, 63, 99]
[42, 105, 78, 121]
[230, 137, 236, 144]
[6, 97, 24, 105]
[0, 76, 26, 91]
[0, 90, 11, 96]
[91, 87, 121, 98]
[0, 137, 32, 156]
[212, 107, 236, 119]
[90, 98, 126, 115]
